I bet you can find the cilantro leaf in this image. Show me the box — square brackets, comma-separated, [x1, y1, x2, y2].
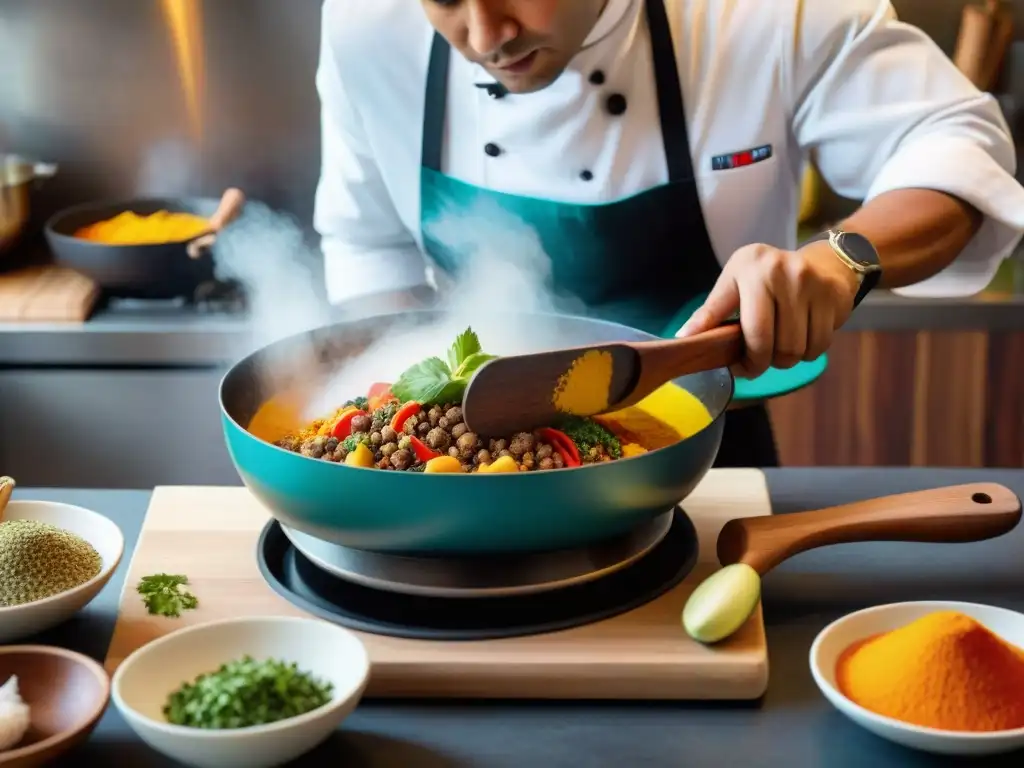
[391, 329, 497, 406]
[453, 351, 498, 380]
[447, 327, 482, 371]
[137, 573, 199, 618]
[392, 356, 453, 403]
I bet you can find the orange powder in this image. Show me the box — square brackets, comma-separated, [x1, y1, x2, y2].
[75, 211, 210, 245]
[836, 610, 1024, 732]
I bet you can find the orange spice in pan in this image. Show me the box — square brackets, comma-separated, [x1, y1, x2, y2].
[836, 610, 1024, 731]
[75, 210, 210, 245]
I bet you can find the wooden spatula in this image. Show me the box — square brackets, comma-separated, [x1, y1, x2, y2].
[0, 476, 15, 523]
[461, 322, 743, 436]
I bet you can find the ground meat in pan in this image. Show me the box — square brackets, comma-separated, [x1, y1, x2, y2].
[279, 401, 610, 473]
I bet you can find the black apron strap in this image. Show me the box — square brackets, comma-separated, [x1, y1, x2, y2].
[420, 0, 695, 183]
[644, 0, 693, 183]
[422, 33, 451, 173]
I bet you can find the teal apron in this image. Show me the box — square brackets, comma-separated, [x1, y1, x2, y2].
[419, 0, 779, 467]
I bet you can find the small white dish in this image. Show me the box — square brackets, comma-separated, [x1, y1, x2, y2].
[810, 600, 1024, 756]
[0, 500, 125, 643]
[111, 616, 370, 768]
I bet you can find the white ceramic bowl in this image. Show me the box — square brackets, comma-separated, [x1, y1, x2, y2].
[810, 600, 1024, 756]
[111, 616, 371, 768]
[0, 500, 125, 643]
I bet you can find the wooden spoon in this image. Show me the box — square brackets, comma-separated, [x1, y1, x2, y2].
[0, 476, 15, 523]
[186, 187, 246, 259]
[682, 483, 1022, 644]
[461, 321, 743, 436]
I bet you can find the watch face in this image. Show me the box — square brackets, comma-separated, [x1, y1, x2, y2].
[838, 232, 880, 269]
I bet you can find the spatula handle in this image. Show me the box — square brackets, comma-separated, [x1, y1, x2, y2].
[634, 320, 744, 386]
[717, 483, 1022, 575]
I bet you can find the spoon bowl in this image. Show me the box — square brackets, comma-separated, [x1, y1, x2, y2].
[461, 323, 743, 436]
[683, 483, 1022, 644]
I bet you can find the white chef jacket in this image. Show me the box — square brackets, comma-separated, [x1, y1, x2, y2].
[314, 0, 1024, 309]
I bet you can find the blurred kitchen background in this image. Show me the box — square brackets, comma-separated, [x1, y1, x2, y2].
[0, 0, 1022, 488]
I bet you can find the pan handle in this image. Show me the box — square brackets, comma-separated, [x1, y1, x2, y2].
[187, 233, 217, 260]
[187, 187, 246, 260]
[717, 483, 1022, 575]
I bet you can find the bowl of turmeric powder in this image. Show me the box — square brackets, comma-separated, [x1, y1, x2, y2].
[43, 189, 244, 299]
[810, 601, 1024, 756]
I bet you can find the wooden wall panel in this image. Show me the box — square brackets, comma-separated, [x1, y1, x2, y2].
[768, 331, 1024, 468]
[986, 333, 1024, 467]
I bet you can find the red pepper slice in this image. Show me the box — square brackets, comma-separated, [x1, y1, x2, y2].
[537, 427, 581, 467]
[391, 401, 421, 433]
[408, 436, 442, 462]
[367, 382, 397, 411]
[331, 408, 367, 439]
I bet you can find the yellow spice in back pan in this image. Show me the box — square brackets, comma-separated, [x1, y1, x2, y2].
[552, 349, 614, 415]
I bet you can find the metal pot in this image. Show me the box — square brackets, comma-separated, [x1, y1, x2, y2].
[0, 155, 58, 255]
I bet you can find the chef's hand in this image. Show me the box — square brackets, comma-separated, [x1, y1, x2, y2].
[677, 241, 859, 379]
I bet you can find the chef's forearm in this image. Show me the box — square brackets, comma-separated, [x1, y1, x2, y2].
[838, 188, 984, 288]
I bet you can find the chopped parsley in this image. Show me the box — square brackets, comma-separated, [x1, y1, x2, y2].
[372, 401, 399, 424]
[137, 573, 199, 618]
[342, 396, 369, 410]
[556, 416, 623, 459]
[162, 655, 334, 729]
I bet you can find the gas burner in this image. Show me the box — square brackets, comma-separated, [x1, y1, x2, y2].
[193, 278, 246, 313]
[102, 279, 247, 313]
[257, 508, 698, 641]
[281, 512, 674, 598]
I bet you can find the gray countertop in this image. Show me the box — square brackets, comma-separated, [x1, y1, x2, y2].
[14, 468, 1024, 767]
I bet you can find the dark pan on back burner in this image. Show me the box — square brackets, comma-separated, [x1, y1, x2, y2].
[257, 507, 698, 641]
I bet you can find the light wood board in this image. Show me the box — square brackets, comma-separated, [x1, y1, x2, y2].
[0, 265, 99, 322]
[105, 469, 771, 700]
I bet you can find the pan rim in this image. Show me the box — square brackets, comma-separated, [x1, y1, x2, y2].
[219, 309, 735, 477]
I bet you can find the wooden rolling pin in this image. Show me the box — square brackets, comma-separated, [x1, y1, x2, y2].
[954, 0, 1014, 91]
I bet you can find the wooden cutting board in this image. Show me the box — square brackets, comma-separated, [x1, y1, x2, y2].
[0, 265, 99, 322]
[104, 469, 771, 700]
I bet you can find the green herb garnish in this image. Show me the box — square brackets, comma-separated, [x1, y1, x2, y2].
[556, 416, 623, 459]
[343, 396, 369, 410]
[162, 655, 334, 730]
[373, 401, 399, 424]
[137, 573, 199, 618]
[392, 327, 497, 405]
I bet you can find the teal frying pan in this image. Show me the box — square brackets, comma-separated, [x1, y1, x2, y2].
[220, 311, 733, 555]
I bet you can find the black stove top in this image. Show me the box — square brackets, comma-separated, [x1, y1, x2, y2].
[256, 508, 698, 641]
[103, 278, 247, 314]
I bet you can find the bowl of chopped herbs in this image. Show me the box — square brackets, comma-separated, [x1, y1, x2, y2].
[0, 499, 125, 643]
[110, 616, 370, 768]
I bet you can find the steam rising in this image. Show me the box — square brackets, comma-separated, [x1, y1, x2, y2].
[213, 201, 333, 347]
[212, 195, 589, 419]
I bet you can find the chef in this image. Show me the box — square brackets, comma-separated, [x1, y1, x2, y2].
[313, 0, 1024, 468]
